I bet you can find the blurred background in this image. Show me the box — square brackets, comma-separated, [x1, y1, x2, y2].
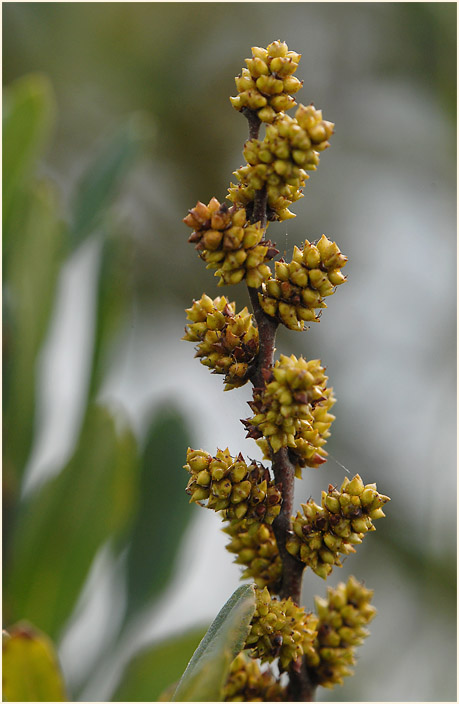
[2, 2, 456, 702]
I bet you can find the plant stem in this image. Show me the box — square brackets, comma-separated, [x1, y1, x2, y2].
[241, 106, 261, 140]
[271, 448, 305, 602]
[242, 107, 316, 702]
[247, 287, 276, 388]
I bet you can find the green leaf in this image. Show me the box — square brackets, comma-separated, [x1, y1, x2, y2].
[5, 405, 138, 639]
[122, 405, 194, 625]
[87, 229, 134, 399]
[2, 621, 67, 702]
[172, 584, 256, 702]
[70, 113, 152, 247]
[3, 179, 64, 478]
[3, 73, 56, 250]
[112, 628, 206, 702]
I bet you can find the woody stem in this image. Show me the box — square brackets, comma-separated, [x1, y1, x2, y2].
[243, 107, 316, 702]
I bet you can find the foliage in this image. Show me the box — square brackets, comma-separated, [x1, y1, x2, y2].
[2, 73, 195, 701]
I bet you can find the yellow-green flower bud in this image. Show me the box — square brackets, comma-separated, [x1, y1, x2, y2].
[185, 448, 282, 524]
[245, 588, 318, 670]
[183, 294, 259, 390]
[306, 576, 377, 688]
[286, 476, 390, 577]
[184, 198, 277, 288]
[243, 354, 334, 472]
[230, 104, 333, 222]
[231, 40, 302, 129]
[258, 236, 347, 330]
[223, 653, 286, 702]
[224, 518, 282, 589]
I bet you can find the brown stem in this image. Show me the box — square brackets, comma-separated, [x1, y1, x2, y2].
[288, 660, 317, 702]
[247, 287, 276, 388]
[241, 107, 261, 140]
[242, 106, 317, 702]
[271, 448, 305, 602]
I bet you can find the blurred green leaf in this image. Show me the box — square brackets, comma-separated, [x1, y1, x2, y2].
[172, 584, 256, 702]
[2, 621, 67, 702]
[3, 179, 64, 478]
[122, 405, 194, 624]
[70, 113, 152, 247]
[5, 404, 138, 639]
[112, 628, 206, 702]
[3, 73, 55, 250]
[87, 229, 133, 399]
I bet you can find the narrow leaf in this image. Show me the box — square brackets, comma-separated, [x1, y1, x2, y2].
[112, 628, 206, 702]
[70, 113, 151, 247]
[3, 179, 64, 478]
[3, 73, 55, 247]
[172, 584, 256, 702]
[122, 405, 194, 624]
[2, 621, 67, 702]
[87, 229, 133, 399]
[5, 405, 138, 639]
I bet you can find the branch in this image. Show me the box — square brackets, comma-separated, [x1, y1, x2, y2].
[241, 106, 261, 140]
[242, 106, 317, 702]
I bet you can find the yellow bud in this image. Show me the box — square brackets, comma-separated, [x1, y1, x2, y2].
[270, 94, 296, 112]
[190, 487, 209, 502]
[328, 270, 346, 286]
[196, 470, 211, 486]
[267, 40, 288, 58]
[368, 507, 386, 520]
[259, 295, 278, 317]
[256, 75, 284, 96]
[346, 475, 365, 496]
[258, 106, 277, 123]
[230, 95, 243, 110]
[235, 73, 255, 92]
[251, 46, 269, 62]
[303, 243, 321, 268]
[282, 75, 303, 94]
[245, 57, 270, 77]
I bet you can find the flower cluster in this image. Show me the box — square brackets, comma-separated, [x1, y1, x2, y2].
[223, 518, 282, 590]
[230, 40, 302, 124]
[223, 653, 286, 702]
[259, 235, 347, 330]
[229, 105, 334, 222]
[184, 448, 282, 523]
[243, 354, 335, 473]
[181, 40, 390, 701]
[306, 576, 376, 688]
[246, 587, 318, 670]
[183, 294, 259, 390]
[286, 475, 390, 578]
[183, 198, 277, 287]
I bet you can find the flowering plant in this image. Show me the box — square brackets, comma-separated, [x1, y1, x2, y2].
[177, 40, 390, 702]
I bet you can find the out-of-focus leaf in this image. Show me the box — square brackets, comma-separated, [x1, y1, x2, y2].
[2, 621, 67, 702]
[112, 628, 206, 702]
[122, 405, 194, 624]
[70, 113, 152, 247]
[5, 405, 138, 639]
[172, 584, 256, 702]
[3, 179, 63, 478]
[3, 73, 55, 249]
[87, 229, 134, 399]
